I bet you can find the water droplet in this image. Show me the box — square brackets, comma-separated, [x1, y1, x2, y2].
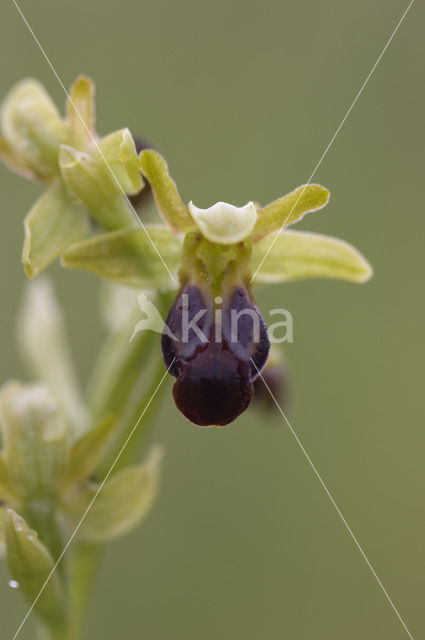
[9, 580, 19, 589]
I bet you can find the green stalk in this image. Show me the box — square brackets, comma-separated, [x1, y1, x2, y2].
[67, 544, 104, 639]
[96, 344, 169, 478]
[89, 290, 172, 478]
[57, 377, 166, 638]
[23, 499, 65, 569]
[52, 290, 173, 638]
[87, 312, 154, 422]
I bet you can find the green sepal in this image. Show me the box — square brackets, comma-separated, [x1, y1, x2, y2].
[62, 415, 117, 491]
[253, 184, 330, 241]
[4, 509, 65, 626]
[66, 75, 96, 150]
[61, 447, 163, 543]
[22, 180, 90, 278]
[251, 230, 372, 284]
[100, 128, 144, 196]
[139, 150, 195, 233]
[1, 79, 66, 181]
[17, 278, 89, 436]
[59, 145, 136, 230]
[62, 225, 182, 288]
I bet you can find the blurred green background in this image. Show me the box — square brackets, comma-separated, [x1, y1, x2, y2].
[1, 1, 424, 638]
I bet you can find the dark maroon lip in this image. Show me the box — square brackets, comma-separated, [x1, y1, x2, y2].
[162, 283, 270, 426]
[172, 341, 253, 426]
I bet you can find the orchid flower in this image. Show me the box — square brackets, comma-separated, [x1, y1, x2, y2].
[61, 150, 372, 426]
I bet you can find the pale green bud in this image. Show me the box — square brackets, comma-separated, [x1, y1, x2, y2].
[4, 509, 65, 626]
[0, 382, 69, 499]
[59, 144, 136, 230]
[1, 79, 66, 181]
[99, 127, 144, 196]
[66, 75, 96, 151]
[17, 278, 89, 436]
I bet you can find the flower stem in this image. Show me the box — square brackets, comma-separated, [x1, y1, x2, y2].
[37, 288, 172, 639]
[97, 345, 169, 477]
[67, 544, 104, 638]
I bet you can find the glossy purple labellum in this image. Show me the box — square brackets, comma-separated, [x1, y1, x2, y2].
[162, 284, 269, 426]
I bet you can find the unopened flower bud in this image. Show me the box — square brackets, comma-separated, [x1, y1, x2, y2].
[0, 382, 69, 499]
[59, 144, 136, 230]
[4, 509, 65, 626]
[1, 79, 65, 180]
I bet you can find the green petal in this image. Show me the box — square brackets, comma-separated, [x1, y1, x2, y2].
[100, 128, 144, 196]
[22, 180, 89, 278]
[251, 230, 373, 284]
[4, 509, 65, 626]
[61, 447, 163, 543]
[59, 145, 136, 230]
[62, 415, 117, 490]
[66, 75, 96, 150]
[17, 278, 89, 436]
[253, 184, 330, 241]
[139, 150, 195, 233]
[62, 225, 182, 288]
